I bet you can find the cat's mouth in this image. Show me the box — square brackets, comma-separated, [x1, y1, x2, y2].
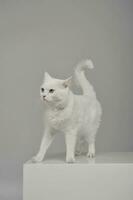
[43, 97, 47, 101]
[42, 96, 49, 102]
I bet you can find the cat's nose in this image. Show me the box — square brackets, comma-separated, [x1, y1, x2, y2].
[43, 95, 46, 99]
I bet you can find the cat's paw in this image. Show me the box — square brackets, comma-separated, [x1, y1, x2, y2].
[66, 157, 75, 163]
[87, 152, 95, 158]
[31, 155, 43, 163]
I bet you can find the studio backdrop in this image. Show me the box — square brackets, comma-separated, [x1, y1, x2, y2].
[0, 0, 133, 163]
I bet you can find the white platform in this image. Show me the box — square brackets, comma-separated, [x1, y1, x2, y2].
[23, 152, 133, 200]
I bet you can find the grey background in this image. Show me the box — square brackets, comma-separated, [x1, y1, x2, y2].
[0, 0, 133, 199]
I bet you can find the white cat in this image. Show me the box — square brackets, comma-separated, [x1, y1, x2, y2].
[32, 60, 102, 163]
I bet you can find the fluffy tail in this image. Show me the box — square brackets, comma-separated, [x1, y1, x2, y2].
[75, 59, 94, 95]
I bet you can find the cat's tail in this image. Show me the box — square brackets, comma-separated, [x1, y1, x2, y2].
[75, 59, 94, 95]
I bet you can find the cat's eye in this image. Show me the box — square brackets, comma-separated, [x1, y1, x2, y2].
[49, 89, 55, 93]
[41, 88, 44, 92]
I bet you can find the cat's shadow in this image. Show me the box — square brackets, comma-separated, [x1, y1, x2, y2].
[44, 152, 66, 163]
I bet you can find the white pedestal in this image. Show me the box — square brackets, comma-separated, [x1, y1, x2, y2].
[23, 152, 133, 200]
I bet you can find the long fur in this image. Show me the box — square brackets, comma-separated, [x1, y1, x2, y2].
[32, 59, 102, 163]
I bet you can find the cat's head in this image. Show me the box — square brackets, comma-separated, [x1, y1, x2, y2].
[40, 72, 72, 108]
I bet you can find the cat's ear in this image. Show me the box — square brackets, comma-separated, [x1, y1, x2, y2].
[63, 76, 72, 88]
[44, 72, 52, 81]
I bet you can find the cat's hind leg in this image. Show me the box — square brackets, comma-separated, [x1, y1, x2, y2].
[87, 142, 95, 158]
[86, 128, 97, 158]
[75, 137, 88, 156]
[75, 137, 82, 156]
[86, 117, 101, 158]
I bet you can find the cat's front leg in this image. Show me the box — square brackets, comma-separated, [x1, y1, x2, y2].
[31, 127, 55, 163]
[65, 131, 77, 163]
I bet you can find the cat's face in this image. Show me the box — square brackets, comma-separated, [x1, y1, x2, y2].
[40, 72, 71, 107]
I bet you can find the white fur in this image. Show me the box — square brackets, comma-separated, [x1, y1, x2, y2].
[32, 59, 102, 163]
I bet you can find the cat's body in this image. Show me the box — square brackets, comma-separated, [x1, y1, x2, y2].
[32, 60, 102, 163]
